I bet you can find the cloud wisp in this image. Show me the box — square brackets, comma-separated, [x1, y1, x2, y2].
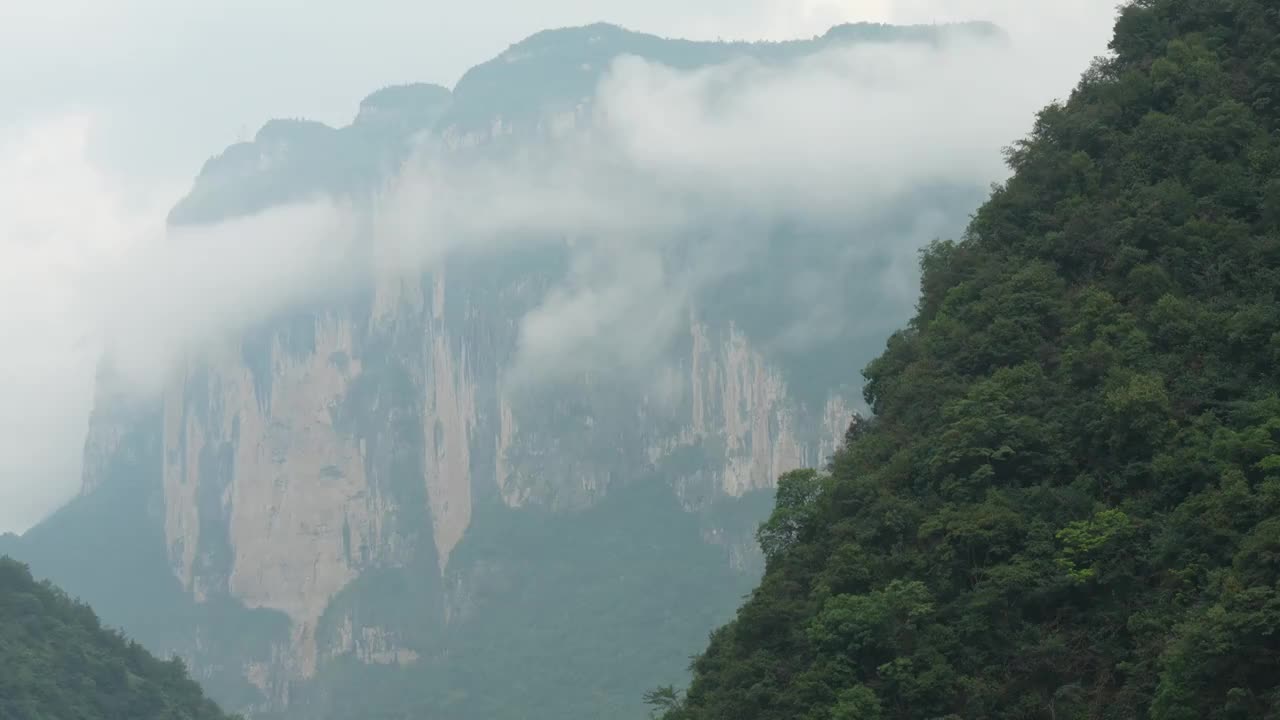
[377, 8, 1119, 383]
[0, 117, 360, 532]
[0, 115, 164, 532]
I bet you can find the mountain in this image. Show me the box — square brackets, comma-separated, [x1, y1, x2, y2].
[9, 20, 1001, 720]
[0, 556, 237, 720]
[663, 1, 1280, 718]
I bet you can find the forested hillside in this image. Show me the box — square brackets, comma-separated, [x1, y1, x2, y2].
[0, 556, 237, 720]
[664, 0, 1280, 718]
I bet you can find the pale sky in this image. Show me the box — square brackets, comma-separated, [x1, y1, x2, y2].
[0, 0, 897, 181]
[0, 0, 1122, 533]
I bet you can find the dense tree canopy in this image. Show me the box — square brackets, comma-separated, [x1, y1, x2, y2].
[664, 0, 1280, 718]
[0, 557, 237, 720]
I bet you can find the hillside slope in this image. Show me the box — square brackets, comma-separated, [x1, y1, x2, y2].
[667, 1, 1280, 718]
[0, 556, 236, 720]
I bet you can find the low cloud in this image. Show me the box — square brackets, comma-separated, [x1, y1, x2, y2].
[94, 200, 362, 393]
[0, 115, 160, 532]
[513, 241, 686, 385]
[0, 116, 359, 532]
[381, 8, 1118, 383]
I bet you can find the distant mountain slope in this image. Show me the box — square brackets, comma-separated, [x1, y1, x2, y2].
[0, 556, 236, 720]
[13, 18, 1004, 720]
[665, 0, 1280, 718]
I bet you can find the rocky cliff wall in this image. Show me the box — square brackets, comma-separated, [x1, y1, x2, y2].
[76, 254, 851, 710]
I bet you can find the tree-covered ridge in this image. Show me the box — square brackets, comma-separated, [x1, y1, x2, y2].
[0, 557, 237, 720]
[664, 0, 1280, 718]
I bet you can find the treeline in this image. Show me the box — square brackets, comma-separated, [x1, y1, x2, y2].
[0, 557, 238, 720]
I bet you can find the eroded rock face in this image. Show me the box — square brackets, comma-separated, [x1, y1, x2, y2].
[90, 257, 849, 708]
[164, 315, 383, 679]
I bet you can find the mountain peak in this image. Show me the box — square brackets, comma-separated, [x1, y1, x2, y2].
[822, 19, 1007, 44]
[254, 118, 337, 145]
[357, 82, 452, 116]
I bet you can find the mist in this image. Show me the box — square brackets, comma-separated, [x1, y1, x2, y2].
[0, 0, 1121, 533]
[375, 15, 1114, 383]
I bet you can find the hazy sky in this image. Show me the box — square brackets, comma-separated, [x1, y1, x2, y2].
[2, 0, 890, 181]
[0, 0, 1117, 181]
[0, 1, 1122, 533]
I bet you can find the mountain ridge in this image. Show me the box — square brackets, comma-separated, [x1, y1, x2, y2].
[169, 20, 1002, 226]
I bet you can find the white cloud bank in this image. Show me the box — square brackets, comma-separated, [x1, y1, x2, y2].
[0, 116, 161, 532]
[0, 116, 360, 532]
[0, 0, 1122, 533]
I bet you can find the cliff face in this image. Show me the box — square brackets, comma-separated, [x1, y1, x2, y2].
[43, 21, 999, 720]
[94, 261, 852, 706]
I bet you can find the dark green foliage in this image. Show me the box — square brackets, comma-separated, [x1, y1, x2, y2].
[645, 686, 687, 718]
[668, 1, 1280, 718]
[0, 557, 237, 720]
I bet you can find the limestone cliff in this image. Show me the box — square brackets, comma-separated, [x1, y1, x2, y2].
[51, 20, 1001, 720]
[118, 258, 852, 704]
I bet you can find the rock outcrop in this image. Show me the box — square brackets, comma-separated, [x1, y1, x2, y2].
[113, 262, 853, 700]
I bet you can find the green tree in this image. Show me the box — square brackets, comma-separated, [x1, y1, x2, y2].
[645, 686, 686, 718]
[0, 556, 239, 720]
